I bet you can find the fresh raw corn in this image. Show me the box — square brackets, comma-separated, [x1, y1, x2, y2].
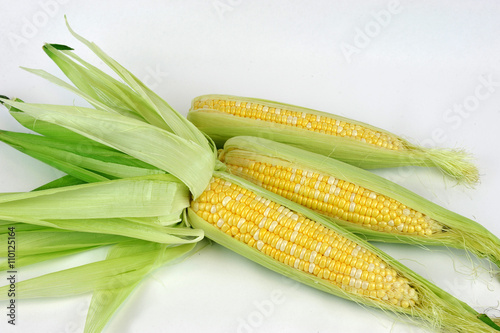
[191, 177, 419, 309]
[193, 97, 404, 150]
[228, 158, 441, 236]
[220, 136, 500, 269]
[222, 150, 442, 237]
[188, 173, 500, 333]
[188, 94, 478, 185]
[1, 22, 499, 332]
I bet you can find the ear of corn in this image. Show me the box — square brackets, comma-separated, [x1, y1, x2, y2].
[188, 172, 500, 332]
[2, 24, 499, 332]
[188, 94, 479, 185]
[221, 136, 500, 269]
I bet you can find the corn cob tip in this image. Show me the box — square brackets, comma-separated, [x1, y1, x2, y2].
[424, 147, 479, 186]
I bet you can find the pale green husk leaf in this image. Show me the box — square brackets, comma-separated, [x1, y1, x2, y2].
[0, 175, 204, 243]
[8, 103, 110, 147]
[0, 98, 215, 198]
[33, 175, 86, 190]
[83, 240, 200, 333]
[36, 18, 213, 154]
[0, 229, 127, 256]
[0, 247, 102, 271]
[0, 130, 163, 182]
[0, 175, 188, 219]
[0, 241, 197, 300]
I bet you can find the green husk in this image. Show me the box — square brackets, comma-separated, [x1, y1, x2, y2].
[4, 99, 165, 171]
[0, 175, 204, 244]
[0, 229, 128, 256]
[221, 136, 500, 268]
[0, 237, 201, 332]
[0, 130, 164, 182]
[0, 247, 100, 270]
[6, 98, 110, 147]
[0, 175, 188, 219]
[0, 221, 48, 233]
[39, 17, 212, 153]
[83, 240, 201, 333]
[188, 171, 499, 332]
[0, 98, 215, 198]
[0, 177, 202, 331]
[34, 174, 86, 190]
[0, 241, 198, 300]
[188, 94, 479, 185]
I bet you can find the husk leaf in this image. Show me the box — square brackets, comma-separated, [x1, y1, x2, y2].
[0, 98, 215, 198]
[83, 240, 199, 333]
[0, 247, 100, 271]
[0, 130, 163, 182]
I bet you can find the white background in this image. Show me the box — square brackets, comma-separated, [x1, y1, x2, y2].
[1, 1, 500, 332]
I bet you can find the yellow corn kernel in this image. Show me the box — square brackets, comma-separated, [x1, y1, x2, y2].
[225, 158, 444, 237]
[191, 177, 419, 309]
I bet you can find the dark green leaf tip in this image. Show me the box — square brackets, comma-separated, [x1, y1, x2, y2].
[44, 44, 74, 51]
[478, 314, 500, 331]
[0, 95, 10, 104]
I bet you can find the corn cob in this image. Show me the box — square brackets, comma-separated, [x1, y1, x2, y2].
[188, 173, 500, 332]
[1, 23, 499, 332]
[219, 136, 500, 269]
[188, 94, 478, 185]
[191, 176, 420, 309]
